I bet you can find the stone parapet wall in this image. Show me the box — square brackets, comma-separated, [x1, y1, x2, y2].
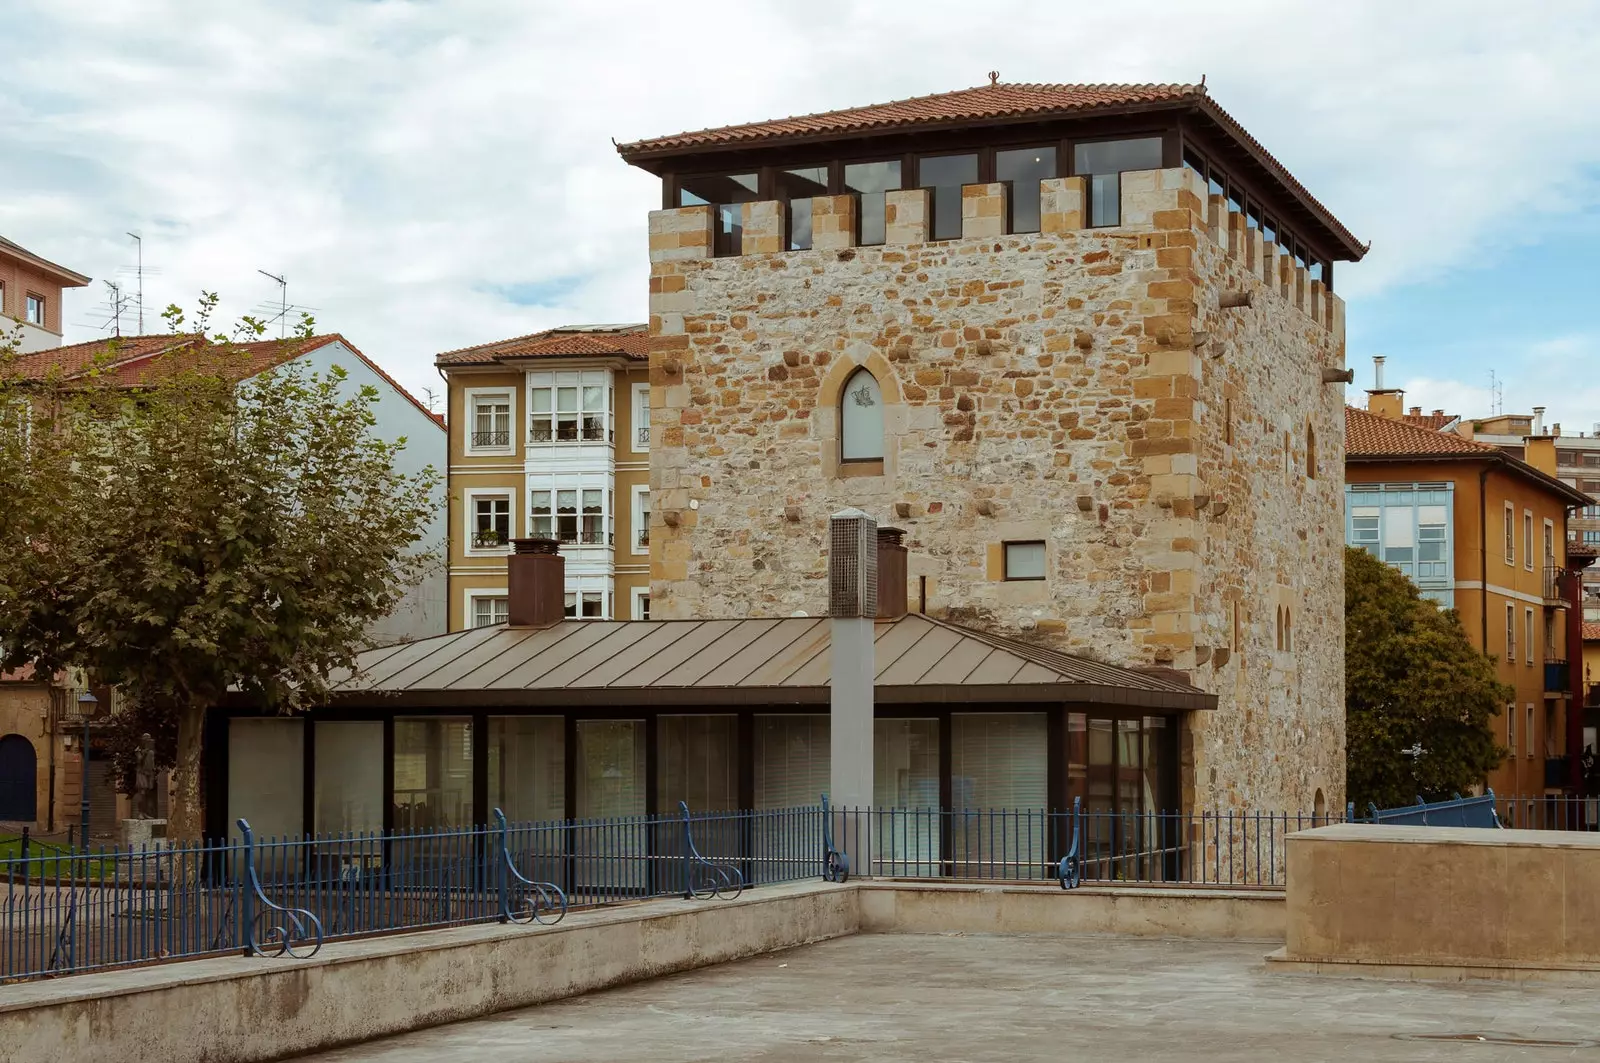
[645, 166, 1345, 811]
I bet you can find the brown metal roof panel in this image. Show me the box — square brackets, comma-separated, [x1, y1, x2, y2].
[693, 618, 827, 687]
[571, 621, 725, 688]
[477, 622, 624, 689]
[743, 621, 834, 686]
[959, 646, 1030, 685]
[526, 621, 669, 688]
[351, 629, 480, 689]
[329, 638, 415, 687]
[647, 618, 785, 687]
[875, 623, 966, 686]
[914, 637, 1003, 686]
[1007, 661, 1066, 686]
[377, 624, 509, 690]
[410, 627, 546, 689]
[619, 619, 761, 687]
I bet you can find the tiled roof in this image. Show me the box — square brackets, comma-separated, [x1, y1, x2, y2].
[1399, 411, 1457, 431]
[1345, 406, 1500, 457]
[0, 234, 91, 286]
[617, 82, 1203, 154]
[435, 324, 649, 367]
[1583, 622, 1600, 643]
[9, 333, 443, 430]
[617, 81, 1365, 259]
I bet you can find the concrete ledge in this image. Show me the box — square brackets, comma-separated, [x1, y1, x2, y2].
[860, 881, 1285, 941]
[1265, 946, 1600, 985]
[0, 880, 858, 1063]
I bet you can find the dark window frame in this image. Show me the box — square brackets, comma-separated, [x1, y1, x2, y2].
[24, 292, 46, 327]
[1002, 539, 1048, 582]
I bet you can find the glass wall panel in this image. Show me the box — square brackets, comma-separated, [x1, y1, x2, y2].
[754, 715, 829, 878]
[995, 145, 1056, 234]
[228, 718, 303, 841]
[313, 721, 383, 835]
[778, 166, 828, 250]
[678, 173, 759, 257]
[1073, 137, 1163, 226]
[951, 713, 1047, 879]
[658, 715, 738, 811]
[874, 718, 939, 875]
[575, 720, 647, 897]
[918, 153, 978, 240]
[844, 160, 901, 246]
[489, 717, 564, 823]
[393, 718, 473, 830]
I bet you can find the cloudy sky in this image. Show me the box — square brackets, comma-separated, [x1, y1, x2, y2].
[5, 1, 1599, 431]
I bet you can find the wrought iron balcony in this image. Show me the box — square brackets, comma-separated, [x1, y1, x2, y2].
[637, 425, 651, 447]
[471, 528, 508, 549]
[1544, 565, 1567, 606]
[470, 430, 510, 448]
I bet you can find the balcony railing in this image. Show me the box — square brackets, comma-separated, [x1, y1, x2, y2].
[1544, 565, 1566, 603]
[1546, 659, 1569, 694]
[470, 430, 510, 448]
[637, 425, 651, 448]
[531, 425, 611, 444]
[472, 528, 508, 549]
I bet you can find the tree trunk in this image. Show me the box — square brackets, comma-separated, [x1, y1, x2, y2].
[169, 703, 206, 844]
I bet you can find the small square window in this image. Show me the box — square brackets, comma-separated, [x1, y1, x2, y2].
[471, 596, 508, 629]
[1003, 541, 1046, 581]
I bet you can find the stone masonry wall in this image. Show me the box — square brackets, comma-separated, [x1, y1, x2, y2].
[646, 169, 1348, 812]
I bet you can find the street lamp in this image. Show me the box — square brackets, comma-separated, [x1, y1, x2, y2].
[70, 692, 98, 847]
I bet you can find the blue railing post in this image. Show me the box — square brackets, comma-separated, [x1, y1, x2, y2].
[680, 802, 693, 900]
[494, 809, 510, 922]
[238, 821, 256, 955]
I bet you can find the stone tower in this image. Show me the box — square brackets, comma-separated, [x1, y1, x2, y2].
[618, 82, 1364, 812]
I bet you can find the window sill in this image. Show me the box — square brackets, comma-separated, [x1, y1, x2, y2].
[837, 460, 885, 479]
[464, 447, 516, 459]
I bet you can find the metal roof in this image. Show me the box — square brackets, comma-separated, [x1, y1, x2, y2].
[325, 613, 1216, 712]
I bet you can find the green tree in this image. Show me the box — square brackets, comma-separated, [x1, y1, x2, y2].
[0, 300, 438, 841]
[1345, 545, 1508, 809]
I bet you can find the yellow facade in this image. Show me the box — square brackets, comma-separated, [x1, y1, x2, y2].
[438, 329, 651, 630]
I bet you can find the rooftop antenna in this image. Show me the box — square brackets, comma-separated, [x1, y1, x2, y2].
[257, 269, 287, 338]
[1489, 369, 1503, 417]
[126, 232, 143, 333]
[102, 280, 127, 336]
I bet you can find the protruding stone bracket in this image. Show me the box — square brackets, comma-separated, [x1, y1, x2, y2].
[1219, 290, 1253, 309]
[1321, 367, 1355, 384]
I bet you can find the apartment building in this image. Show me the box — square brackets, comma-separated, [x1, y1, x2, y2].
[1345, 392, 1592, 805]
[0, 235, 90, 354]
[436, 325, 651, 630]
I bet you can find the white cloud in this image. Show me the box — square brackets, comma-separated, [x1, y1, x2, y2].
[4, 0, 1600, 409]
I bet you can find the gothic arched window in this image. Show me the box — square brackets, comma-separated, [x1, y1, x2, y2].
[840, 368, 884, 462]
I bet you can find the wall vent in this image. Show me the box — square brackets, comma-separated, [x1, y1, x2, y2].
[828, 509, 878, 618]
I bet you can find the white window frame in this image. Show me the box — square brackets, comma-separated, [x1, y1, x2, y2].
[562, 574, 610, 619]
[1526, 704, 1536, 760]
[464, 587, 510, 630]
[1504, 502, 1516, 565]
[464, 387, 515, 456]
[1508, 702, 1516, 755]
[1506, 603, 1516, 663]
[24, 292, 45, 326]
[463, 487, 516, 554]
[631, 484, 651, 556]
[1524, 510, 1534, 571]
[1525, 608, 1535, 669]
[632, 383, 651, 453]
[1544, 518, 1557, 574]
[631, 586, 651, 621]
[528, 370, 612, 445]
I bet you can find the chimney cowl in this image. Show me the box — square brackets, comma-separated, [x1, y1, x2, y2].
[513, 537, 560, 556]
[876, 526, 908, 619]
[1409, 406, 1421, 416]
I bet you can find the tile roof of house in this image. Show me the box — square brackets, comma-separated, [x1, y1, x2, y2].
[1345, 406, 1500, 457]
[0, 234, 91, 286]
[9, 333, 443, 430]
[1583, 621, 1600, 643]
[435, 324, 649, 367]
[1399, 410, 1457, 431]
[616, 81, 1365, 260]
[1346, 406, 1593, 506]
[320, 612, 1217, 712]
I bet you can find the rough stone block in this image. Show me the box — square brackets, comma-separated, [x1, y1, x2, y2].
[961, 182, 1008, 239]
[885, 188, 930, 245]
[648, 207, 712, 263]
[811, 195, 857, 251]
[741, 200, 786, 256]
[1040, 177, 1084, 232]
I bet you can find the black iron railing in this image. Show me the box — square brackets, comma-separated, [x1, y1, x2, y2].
[470, 430, 510, 448]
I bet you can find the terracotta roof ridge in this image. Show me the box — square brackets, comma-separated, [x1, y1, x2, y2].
[435, 323, 647, 360]
[616, 81, 1204, 152]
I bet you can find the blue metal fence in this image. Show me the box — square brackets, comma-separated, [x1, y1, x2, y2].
[1, 803, 825, 984]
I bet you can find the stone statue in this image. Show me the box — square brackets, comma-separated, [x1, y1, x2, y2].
[133, 733, 158, 820]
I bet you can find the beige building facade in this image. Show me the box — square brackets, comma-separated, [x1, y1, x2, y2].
[437, 326, 652, 629]
[620, 82, 1366, 812]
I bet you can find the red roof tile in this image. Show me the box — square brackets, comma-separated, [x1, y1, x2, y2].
[435, 325, 649, 367]
[617, 81, 1365, 259]
[9, 333, 443, 431]
[1345, 406, 1498, 457]
[1583, 621, 1600, 642]
[618, 82, 1203, 154]
[1399, 411, 1457, 431]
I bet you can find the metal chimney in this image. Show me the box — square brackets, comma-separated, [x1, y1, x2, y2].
[1373, 355, 1386, 390]
[1533, 407, 1545, 436]
[828, 509, 877, 852]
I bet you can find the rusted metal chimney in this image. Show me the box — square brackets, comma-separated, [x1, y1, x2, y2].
[876, 527, 908, 620]
[507, 537, 565, 627]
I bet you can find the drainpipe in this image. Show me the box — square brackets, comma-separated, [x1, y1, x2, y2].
[1479, 466, 1490, 653]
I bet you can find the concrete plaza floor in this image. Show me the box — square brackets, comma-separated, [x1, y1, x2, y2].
[298, 933, 1600, 1062]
